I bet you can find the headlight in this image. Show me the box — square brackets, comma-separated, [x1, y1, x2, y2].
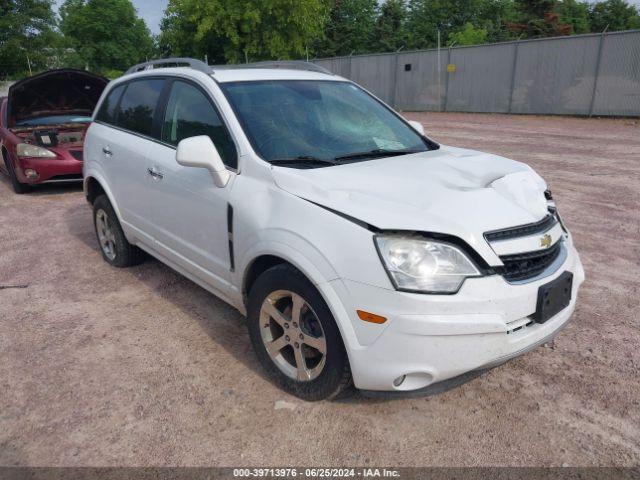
[17, 143, 56, 158]
[375, 234, 481, 293]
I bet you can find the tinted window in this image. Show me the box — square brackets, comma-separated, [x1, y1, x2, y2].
[95, 84, 125, 124]
[117, 79, 164, 137]
[162, 81, 236, 168]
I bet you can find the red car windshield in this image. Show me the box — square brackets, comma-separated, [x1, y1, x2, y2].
[15, 115, 93, 127]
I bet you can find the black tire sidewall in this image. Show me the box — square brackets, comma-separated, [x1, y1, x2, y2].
[4, 155, 29, 194]
[247, 264, 351, 401]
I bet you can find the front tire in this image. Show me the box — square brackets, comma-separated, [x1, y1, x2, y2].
[3, 154, 30, 194]
[93, 195, 145, 268]
[247, 264, 352, 401]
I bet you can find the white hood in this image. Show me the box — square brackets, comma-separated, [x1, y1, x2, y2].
[271, 145, 548, 252]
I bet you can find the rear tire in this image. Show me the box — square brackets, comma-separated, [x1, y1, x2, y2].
[3, 153, 30, 194]
[93, 195, 145, 268]
[247, 264, 352, 401]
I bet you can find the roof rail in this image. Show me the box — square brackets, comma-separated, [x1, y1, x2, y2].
[125, 58, 333, 76]
[125, 58, 212, 75]
[212, 60, 333, 75]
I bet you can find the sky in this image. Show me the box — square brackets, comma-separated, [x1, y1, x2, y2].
[53, 0, 640, 36]
[53, 0, 169, 34]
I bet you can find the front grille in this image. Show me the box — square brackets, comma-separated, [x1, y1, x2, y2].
[70, 150, 83, 161]
[499, 241, 562, 282]
[485, 215, 556, 242]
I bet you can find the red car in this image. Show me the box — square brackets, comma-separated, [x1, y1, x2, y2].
[0, 69, 108, 193]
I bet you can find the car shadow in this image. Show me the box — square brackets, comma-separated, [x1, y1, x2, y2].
[26, 181, 83, 196]
[0, 173, 83, 196]
[63, 204, 489, 404]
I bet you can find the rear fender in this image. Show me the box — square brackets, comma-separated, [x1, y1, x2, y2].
[83, 172, 123, 222]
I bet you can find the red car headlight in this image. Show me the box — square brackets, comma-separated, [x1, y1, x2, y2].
[17, 143, 56, 158]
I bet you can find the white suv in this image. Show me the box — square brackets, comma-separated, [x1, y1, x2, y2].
[84, 58, 584, 400]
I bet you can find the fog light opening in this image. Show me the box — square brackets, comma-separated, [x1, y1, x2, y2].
[393, 375, 406, 387]
[24, 169, 38, 180]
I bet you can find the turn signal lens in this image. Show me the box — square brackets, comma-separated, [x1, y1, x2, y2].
[357, 310, 387, 324]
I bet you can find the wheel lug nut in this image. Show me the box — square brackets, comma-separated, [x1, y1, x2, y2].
[294, 342, 300, 348]
[293, 322, 298, 328]
[284, 323, 289, 329]
[299, 333, 304, 340]
[285, 335, 290, 341]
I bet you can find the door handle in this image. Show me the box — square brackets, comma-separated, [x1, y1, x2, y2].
[102, 146, 112, 156]
[147, 167, 164, 180]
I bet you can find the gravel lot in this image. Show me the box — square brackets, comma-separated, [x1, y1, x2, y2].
[1, 113, 639, 467]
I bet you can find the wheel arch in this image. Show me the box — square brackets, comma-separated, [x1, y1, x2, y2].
[239, 240, 339, 305]
[1, 144, 12, 171]
[83, 174, 123, 221]
[238, 242, 360, 357]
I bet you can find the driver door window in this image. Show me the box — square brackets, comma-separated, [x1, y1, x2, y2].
[161, 81, 237, 169]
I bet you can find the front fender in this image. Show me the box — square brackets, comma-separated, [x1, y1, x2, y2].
[235, 236, 362, 357]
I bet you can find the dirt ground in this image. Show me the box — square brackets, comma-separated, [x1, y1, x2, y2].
[0, 112, 638, 467]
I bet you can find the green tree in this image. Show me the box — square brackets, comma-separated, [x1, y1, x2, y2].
[160, 0, 328, 64]
[313, 0, 377, 57]
[479, 0, 518, 43]
[589, 0, 640, 32]
[404, 0, 512, 49]
[59, 0, 154, 73]
[369, 0, 408, 53]
[509, 0, 573, 37]
[0, 0, 60, 78]
[557, 0, 591, 34]
[448, 22, 488, 46]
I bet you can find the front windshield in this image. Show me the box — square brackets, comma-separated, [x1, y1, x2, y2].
[16, 115, 92, 127]
[220, 80, 432, 164]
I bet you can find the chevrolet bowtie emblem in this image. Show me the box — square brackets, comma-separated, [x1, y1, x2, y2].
[540, 234, 552, 248]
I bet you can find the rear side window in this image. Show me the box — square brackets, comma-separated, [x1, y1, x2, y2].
[95, 84, 125, 124]
[161, 80, 237, 168]
[117, 79, 164, 137]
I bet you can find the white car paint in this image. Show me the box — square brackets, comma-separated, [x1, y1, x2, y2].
[84, 66, 584, 393]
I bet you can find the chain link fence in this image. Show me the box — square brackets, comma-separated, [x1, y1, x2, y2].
[314, 30, 640, 117]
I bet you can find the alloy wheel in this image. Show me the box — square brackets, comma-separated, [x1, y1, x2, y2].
[95, 209, 117, 261]
[259, 290, 327, 381]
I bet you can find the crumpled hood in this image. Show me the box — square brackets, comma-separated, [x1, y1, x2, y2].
[272, 145, 548, 251]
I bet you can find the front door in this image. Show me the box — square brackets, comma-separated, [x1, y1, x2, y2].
[144, 79, 239, 295]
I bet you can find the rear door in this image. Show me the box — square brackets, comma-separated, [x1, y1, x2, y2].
[143, 79, 238, 294]
[91, 78, 166, 244]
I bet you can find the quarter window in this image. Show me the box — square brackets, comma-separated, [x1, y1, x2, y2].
[162, 80, 236, 168]
[95, 84, 125, 124]
[117, 79, 164, 137]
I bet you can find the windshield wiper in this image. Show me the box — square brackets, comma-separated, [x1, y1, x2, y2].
[269, 156, 337, 167]
[334, 148, 425, 162]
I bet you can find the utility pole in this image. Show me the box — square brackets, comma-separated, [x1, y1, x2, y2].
[26, 54, 32, 76]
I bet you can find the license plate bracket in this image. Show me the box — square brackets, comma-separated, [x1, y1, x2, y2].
[531, 271, 573, 324]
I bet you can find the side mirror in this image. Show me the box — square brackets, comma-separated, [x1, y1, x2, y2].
[408, 120, 425, 135]
[176, 135, 230, 188]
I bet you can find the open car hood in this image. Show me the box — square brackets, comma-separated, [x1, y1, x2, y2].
[7, 69, 108, 127]
[272, 146, 549, 251]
